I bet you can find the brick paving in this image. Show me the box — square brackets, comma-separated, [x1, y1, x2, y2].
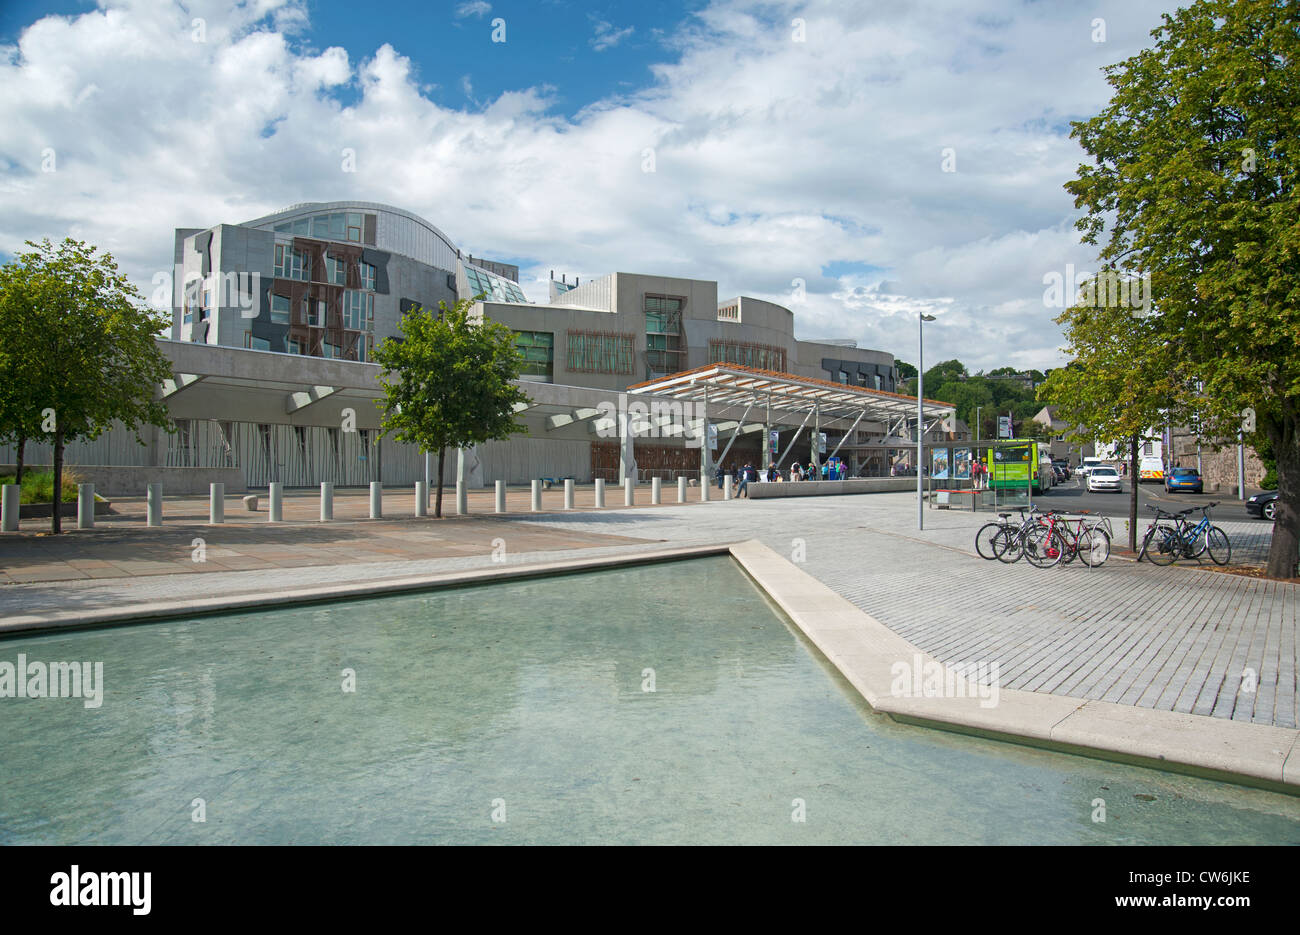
[1, 489, 1294, 729]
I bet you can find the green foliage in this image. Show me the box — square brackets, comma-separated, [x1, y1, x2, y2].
[1063, 0, 1300, 574]
[372, 298, 530, 515]
[895, 360, 917, 381]
[0, 470, 81, 503]
[0, 238, 173, 532]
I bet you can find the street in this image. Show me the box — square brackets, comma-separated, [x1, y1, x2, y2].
[1032, 474, 1261, 523]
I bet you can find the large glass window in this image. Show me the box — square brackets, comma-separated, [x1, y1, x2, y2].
[327, 256, 347, 285]
[644, 295, 685, 377]
[358, 261, 376, 291]
[342, 290, 373, 330]
[347, 213, 363, 243]
[271, 294, 291, 324]
[274, 244, 309, 281]
[514, 331, 554, 383]
[465, 265, 527, 303]
[707, 340, 787, 372]
[247, 335, 271, 352]
[566, 331, 635, 374]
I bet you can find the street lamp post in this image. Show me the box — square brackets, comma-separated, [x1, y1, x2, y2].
[918, 313, 937, 530]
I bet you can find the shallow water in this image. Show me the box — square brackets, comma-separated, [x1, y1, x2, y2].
[1, 556, 1297, 844]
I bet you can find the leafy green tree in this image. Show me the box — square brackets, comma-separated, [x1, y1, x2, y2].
[0, 239, 172, 533]
[922, 358, 966, 390]
[372, 298, 530, 517]
[1066, 0, 1300, 576]
[0, 270, 43, 484]
[895, 360, 917, 381]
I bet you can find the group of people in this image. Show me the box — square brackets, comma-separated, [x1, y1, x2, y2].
[718, 458, 850, 498]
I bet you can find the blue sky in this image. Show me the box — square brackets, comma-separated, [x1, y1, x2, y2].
[0, 0, 1180, 370]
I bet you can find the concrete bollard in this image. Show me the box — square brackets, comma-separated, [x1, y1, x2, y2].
[369, 481, 382, 519]
[268, 482, 283, 522]
[209, 483, 224, 524]
[147, 483, 163, 526]
[1, 484, 18, 532]
[320, 482, 333, 521]
[624, 478, 635, 506]
[677, 477, 687, 503]
[594, 478, 605, 508]
[415, 481, 428, 517]
[724, 476, 733, 501]
[456, 480, 467, 516]
[531, 479, 542, 512]
[495, 480, 506, 514]
[700, 476, 710, 502]
[564, 478, 575, 510]
[652, 477, 662, 505]
[77, 483, 95, 529]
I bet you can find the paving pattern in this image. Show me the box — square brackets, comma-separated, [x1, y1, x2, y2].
[1, 490, 1294, 729]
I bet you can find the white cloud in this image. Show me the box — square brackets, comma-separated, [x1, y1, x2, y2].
[455, 1, 491, 19]
[590, 20, 635, 52]
[0, 0, 1176, 371]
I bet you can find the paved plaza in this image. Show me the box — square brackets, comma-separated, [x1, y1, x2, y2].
[1, 489, 1293, 730]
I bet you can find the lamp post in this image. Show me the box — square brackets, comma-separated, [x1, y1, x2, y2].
[918, 313, 937, 530]
[975, 405, 982, 443]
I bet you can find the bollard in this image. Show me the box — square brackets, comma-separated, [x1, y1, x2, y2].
[369, 481, 382, 519]
[531, 479, 542, 512]
[651, 477, 661, 505]
[456, 480, 467, 516]
[147, 483, 163, 526]
[677, 477, 687, 504]
[268, 482, 283, 522]
[209, 483, 224, 524]
[700, 476, 710, 502]
[1, 484, 18, 532]
[724, 476, 733, 500]
[564, 478, 575, 510]
[495, 480, 506, 514]
[624, 477, 635, 506]
[320, 482, 334, 521]
[77, 483, 95, 529]
[594, 478, 605, 508]
[415, 481, 428, 517]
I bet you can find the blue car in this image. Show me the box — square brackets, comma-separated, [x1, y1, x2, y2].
[1165, 467, 1203, 493]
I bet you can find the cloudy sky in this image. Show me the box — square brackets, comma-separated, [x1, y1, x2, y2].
[0, 0, 1177, 371]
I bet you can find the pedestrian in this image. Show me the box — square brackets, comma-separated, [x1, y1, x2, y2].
[715, 462, 724, 490]
[738, 462, 752, 498]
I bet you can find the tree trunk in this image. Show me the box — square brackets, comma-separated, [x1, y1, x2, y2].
[51, 428, 63, 535]
[1265, 421, 1299, 579]
[434, 445, 446, 519]
[14, 435, 25, 485]
[1128, 434, 1139, 552]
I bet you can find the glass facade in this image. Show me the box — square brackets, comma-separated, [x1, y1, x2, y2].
[566, 331, 635, 374]
[514, 331, 554, 383]
[274, 244, 309, 281]
[274, 211, 368, 243]
[708, 340, 787, 372]
[644, 295, 685, 378]
[466, 265, 527, 303]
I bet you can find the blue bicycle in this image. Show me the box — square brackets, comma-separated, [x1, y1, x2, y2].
[1140, 502, 1231, 566]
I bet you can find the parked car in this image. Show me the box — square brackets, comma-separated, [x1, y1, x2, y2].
[1052, 460, 1071, 480]
[1164, 467, 1203, 494]
[1052, 464, 1067, 484]
[1087, 466, 1122, 493]
[1246, 490, 1279, 521]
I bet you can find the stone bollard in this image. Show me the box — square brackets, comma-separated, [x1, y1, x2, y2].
[415, 481, 428, 517]
[77, 483, 95, 529]
[495, 480, 506, 514]
[531, 479, 542, 512]
[320, 482, 333, 521]
[652, 477, 662, 505]
[369, 481, 382, 519]
[243, 494, 258, 512]
[456, 480, 467, 516]
[268, 482, 283, 522]
[700, 476, 710, 502]
[624, 478, 635, 506]
[1, 484, 18, 532]
[594, 478, 605, 508]
[677, 477, 687, 503]
[147, 483, 163, 526]
[564, 478, 575, 510]
[724, 476, 733, 501]
[209, 483, 225, 524]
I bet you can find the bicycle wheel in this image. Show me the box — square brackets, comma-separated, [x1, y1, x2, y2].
[975, 523, 1005, 560]
[993, 527, 1022, 563]
[1080, 526, 1111, 567]
[1023, 525, 1065, 568]
[1141, 526, 1178, 566]
[1204, 526, 1232, 565]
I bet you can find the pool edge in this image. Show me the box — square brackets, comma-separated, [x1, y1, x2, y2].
[726, 538, 1300, 794]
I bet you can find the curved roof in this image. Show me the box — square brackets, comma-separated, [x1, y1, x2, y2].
[242, 201, 460, 262]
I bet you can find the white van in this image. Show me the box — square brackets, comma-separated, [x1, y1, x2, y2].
[1079, 457, 1103, 477]
[1139, 456, 1164, 482]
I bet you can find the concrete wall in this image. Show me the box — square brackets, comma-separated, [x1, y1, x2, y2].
[747, 478, 916, 498]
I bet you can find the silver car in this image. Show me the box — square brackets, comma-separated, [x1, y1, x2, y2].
[1087, 466, 1122, 492]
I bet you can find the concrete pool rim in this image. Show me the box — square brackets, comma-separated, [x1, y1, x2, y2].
[3, 537, 1297, 794]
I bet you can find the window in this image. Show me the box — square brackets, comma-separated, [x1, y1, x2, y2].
[305, 297, 325, 328]
[342, 290, 373, 330]
[513, 331, 554, 383]
[465, 265, 527, 303]
[327, 256, 347, 285]
[566, 331, 635, 374]
[1142, 441, 1153, 456]
[347, 212, 363, 243]
[358, 261, 376, 291]
[323, 342, 340, 359]
[645, 295, 685, 377]
[287, 338, 302, 355]
[271, 294, 291, 324]
[248, 335, 271, 352]
[202, 286, 214, 320]
[274, 244, 309, 281]
[355, 335, 367, 363]
[707, 340, 787, 372]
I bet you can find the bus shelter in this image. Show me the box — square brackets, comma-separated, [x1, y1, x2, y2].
[923, 438, 1046, 513]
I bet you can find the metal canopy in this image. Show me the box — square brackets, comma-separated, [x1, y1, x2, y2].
[627, 363, 955, 423]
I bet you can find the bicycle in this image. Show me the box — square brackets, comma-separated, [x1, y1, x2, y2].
[1140, 502, 1231, 566]
[1054, 510, 1113, 568]
[975, 508, 1031, 561]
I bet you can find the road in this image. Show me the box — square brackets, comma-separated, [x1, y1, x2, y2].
[1030, 474, 1262, 523]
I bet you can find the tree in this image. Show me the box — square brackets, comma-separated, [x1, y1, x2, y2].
[1066, 0, 1300, 577]
[0, 239, 172, 533]
[372, 298, 530, 517]
[0, 268, 43, 485]
[1038, 296, 1187, 550]
[895, 360, 917, 381]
